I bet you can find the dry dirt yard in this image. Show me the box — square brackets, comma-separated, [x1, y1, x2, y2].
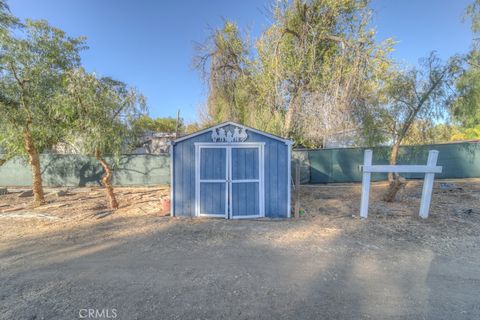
[1, 180, 480, 320]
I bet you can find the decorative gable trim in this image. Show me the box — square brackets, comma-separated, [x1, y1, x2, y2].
[171, 121, 293, 145]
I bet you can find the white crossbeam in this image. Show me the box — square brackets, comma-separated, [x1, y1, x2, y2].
[359, 150, 442, 219]
[362, 165, 442, 174]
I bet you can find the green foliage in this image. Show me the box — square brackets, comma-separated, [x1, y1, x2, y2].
[132, 115, 183, 134]
[0, 18, 86, 156]
[403, 122, 455, 145]
[452, 1, 480, 127]
[452, 51, 480, 126]
[450, 125, 480, 140]
[194, 21, 252, 125]
[195, 0, 395, 146]
[0, 0, 19, 37]
[185, 122, 201, 134]
[61, 68, 147, 157]
[359, 53, 461, 148]
[465, 0, 480, 40]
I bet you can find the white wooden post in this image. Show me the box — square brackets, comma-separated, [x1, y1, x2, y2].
[360, 150, 372, 218]
[419, 150, 439, 219]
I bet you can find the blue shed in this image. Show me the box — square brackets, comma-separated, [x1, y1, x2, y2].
[170, 121, 293, 219]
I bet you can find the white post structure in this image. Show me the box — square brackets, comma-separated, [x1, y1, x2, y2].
[419, 150, 439, 218]
[360, 150, 372, 218]
[359, 149, 442, 219]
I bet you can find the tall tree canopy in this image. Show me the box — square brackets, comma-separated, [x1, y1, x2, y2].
[0, 0, 17, 36]
[0, 18, 85, 206]
[195, 0, 394, 147]
[194, 21, 252, 125]
[132, 115, 184, 134]
[62, 68, 147, 209]
[452, 0, 480, 127]
[359, 53, 460, 200]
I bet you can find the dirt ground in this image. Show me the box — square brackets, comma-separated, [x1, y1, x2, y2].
[1, 179, 480, 320]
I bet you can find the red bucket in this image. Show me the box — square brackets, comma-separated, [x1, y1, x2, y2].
[161, 197, 170, 215]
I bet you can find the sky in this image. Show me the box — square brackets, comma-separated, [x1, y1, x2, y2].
[8, 0, 473, 123]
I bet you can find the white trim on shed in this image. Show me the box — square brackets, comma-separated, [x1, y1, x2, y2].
[172, 121, 293, 145]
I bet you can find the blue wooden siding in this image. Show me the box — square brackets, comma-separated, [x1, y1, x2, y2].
[232, 182, 259, 217]
[232, 147, 259, 180]
[200, 148, 226, 180]
[231, 147, 260, 217]
[200, 182, 226, 215]
[173, 124, 289, 218]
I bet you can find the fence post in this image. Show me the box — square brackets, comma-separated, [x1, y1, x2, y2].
[419, 150, 439, 219]
[294, 160, 301, 218]
[360, 149, 372, 218]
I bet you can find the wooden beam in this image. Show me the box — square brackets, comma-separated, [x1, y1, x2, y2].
[359, 149, 442, 219]
[419, 150, 439, 218]
[360, 150, 372, 218]
[294, 160, 301, 218]
[362, 165, 442, 174]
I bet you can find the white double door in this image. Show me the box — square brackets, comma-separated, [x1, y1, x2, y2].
[195, 143, 264, 219]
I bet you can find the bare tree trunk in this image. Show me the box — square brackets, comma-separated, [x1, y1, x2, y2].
[284, 87, 302, 137]
[384, 141, 406, 202]
[383, 176, 406, 202]
[388, 142, 400, 182]
[284, 106, 296, 137]
[175, 109, 180, 139]
[23, 129, 45, 207]
[95, 149, 119, 210]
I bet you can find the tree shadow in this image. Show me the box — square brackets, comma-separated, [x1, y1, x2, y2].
[2, 215, 478, 319]
[302, 141, 480, 184]
[10, 153, 171, 187]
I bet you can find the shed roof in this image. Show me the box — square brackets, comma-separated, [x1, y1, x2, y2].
[172, 121, 293, 145]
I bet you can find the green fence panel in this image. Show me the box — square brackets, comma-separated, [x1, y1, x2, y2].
[308, 148, 333, 183]
[305, 141, 480, 184]
[0, 154, 170, 187]
[291, 150, 311, 184]
[1, 141, 478, 187]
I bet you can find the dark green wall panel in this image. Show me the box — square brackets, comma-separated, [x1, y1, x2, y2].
[0, 154, 170, 187]
[1, 142, 478, 187]
[299, 141, 480, 184]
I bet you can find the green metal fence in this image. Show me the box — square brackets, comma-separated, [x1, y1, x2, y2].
[0, 154, 170, 187]
[1, 141, 478, 187]
[296, 141, 480, 184]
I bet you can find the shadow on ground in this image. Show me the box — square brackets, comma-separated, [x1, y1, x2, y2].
[1, 212, 479, 320]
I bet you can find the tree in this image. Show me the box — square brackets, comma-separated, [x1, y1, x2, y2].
[63, 69, 146, 209]
[0, 0, 18, 36]
[132, 115, 184, 134]
[360, 53, 460, 201]
[185, 122, 201, 134]
[0, 0, 18, 166]
[263, 0, 393, 142]
[402, 121, 454, 145]
[450, 124, 480, 140]
[452, 0, 480, 127]
[0, 19, 85, 206]
[194, 21, 252, 125]
[194, 0, 394, 147]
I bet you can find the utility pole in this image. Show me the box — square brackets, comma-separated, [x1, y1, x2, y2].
[175, 109, 180, 139]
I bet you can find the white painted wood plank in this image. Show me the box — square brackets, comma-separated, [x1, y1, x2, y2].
[170, 142, 175, 217]
[360, 150, 372, 218]
[362, 165, 442, 173]
[287, 143, 292, 218]
[419, 150, 439, 218]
